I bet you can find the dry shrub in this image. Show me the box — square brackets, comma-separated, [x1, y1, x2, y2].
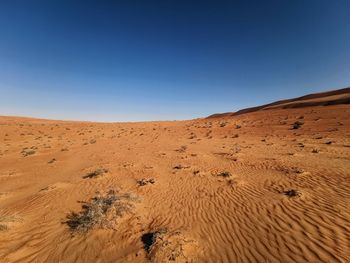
[137, 178, 155, 186]
[292, 121, 303, 129]
[142, 229, 198, 262]
[284, 189, 301, 198]
[215, 171, 232, 177]
[64, 190, 137, 234]
[83, 168, 108, 179]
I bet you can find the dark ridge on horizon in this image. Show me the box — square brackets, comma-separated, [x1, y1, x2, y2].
[207, 87, 350, 119]
[2, 87, 350, 123]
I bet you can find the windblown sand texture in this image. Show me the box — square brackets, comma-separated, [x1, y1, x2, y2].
[0, 93, 350, 262]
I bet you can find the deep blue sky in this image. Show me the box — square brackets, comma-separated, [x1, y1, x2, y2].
[1, 0, 349, 121]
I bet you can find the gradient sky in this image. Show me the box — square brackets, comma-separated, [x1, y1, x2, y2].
[1, 0, 350, 121]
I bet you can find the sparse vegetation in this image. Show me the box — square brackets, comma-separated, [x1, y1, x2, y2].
[219, 122, 227, 127]
[215, 171, 232, 177]
[284, 189, 300, 197]
[137, 178, 155, 186]
[141, 229, 196, 262]
[188, 132, 196, 139]
[173, 164, 190, 170]
[141, 228, 168, 254]
[83, 168, 108, 179]
[291, 167, 304, 174]
[64, 190, 137, 234]
[292, 121, 304, 129]
[175, 145, 187, 153]
[1, 86, 349, 262]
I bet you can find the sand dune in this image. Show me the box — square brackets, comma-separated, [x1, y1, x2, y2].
[208, 87, 350, 118]
[0, 94, 350, 262]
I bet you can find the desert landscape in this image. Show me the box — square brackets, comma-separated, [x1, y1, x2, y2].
[0, 88, 349, 263]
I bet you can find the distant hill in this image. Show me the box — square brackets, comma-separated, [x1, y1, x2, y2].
[207, 87, 350, 118]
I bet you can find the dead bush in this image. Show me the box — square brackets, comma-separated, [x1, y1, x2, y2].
[141, 229, 198, 262]
[292, 121, 303, 129]
[64, 190, 137, 234]
[83, 168, 108, 179]
[284, 189, 300, 197]
[215, 171, 232, 177]
[137, 178, 155, 186]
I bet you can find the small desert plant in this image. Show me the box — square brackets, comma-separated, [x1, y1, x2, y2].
[173, 164, 190, 170]
[292, 121, 303, 129]
[141, 228, 168, 254]
[290, 167, 304, 174]
[188, 133, 196, 139]
[215, 171, 232, 177]
[83, 168, 108, 179]
[142, 229, 197, 262]
[175, 145, 187, 153]
[64, 190, 137, 234]
[193, 170, 200, 175]
[137, 178, 155, 186]
[284, 189, 300, 197]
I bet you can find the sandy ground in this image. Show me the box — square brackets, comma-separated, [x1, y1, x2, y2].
[0, 105, 350, 262]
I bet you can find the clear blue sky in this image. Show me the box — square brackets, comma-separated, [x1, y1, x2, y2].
[1, 0, 349, 121]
